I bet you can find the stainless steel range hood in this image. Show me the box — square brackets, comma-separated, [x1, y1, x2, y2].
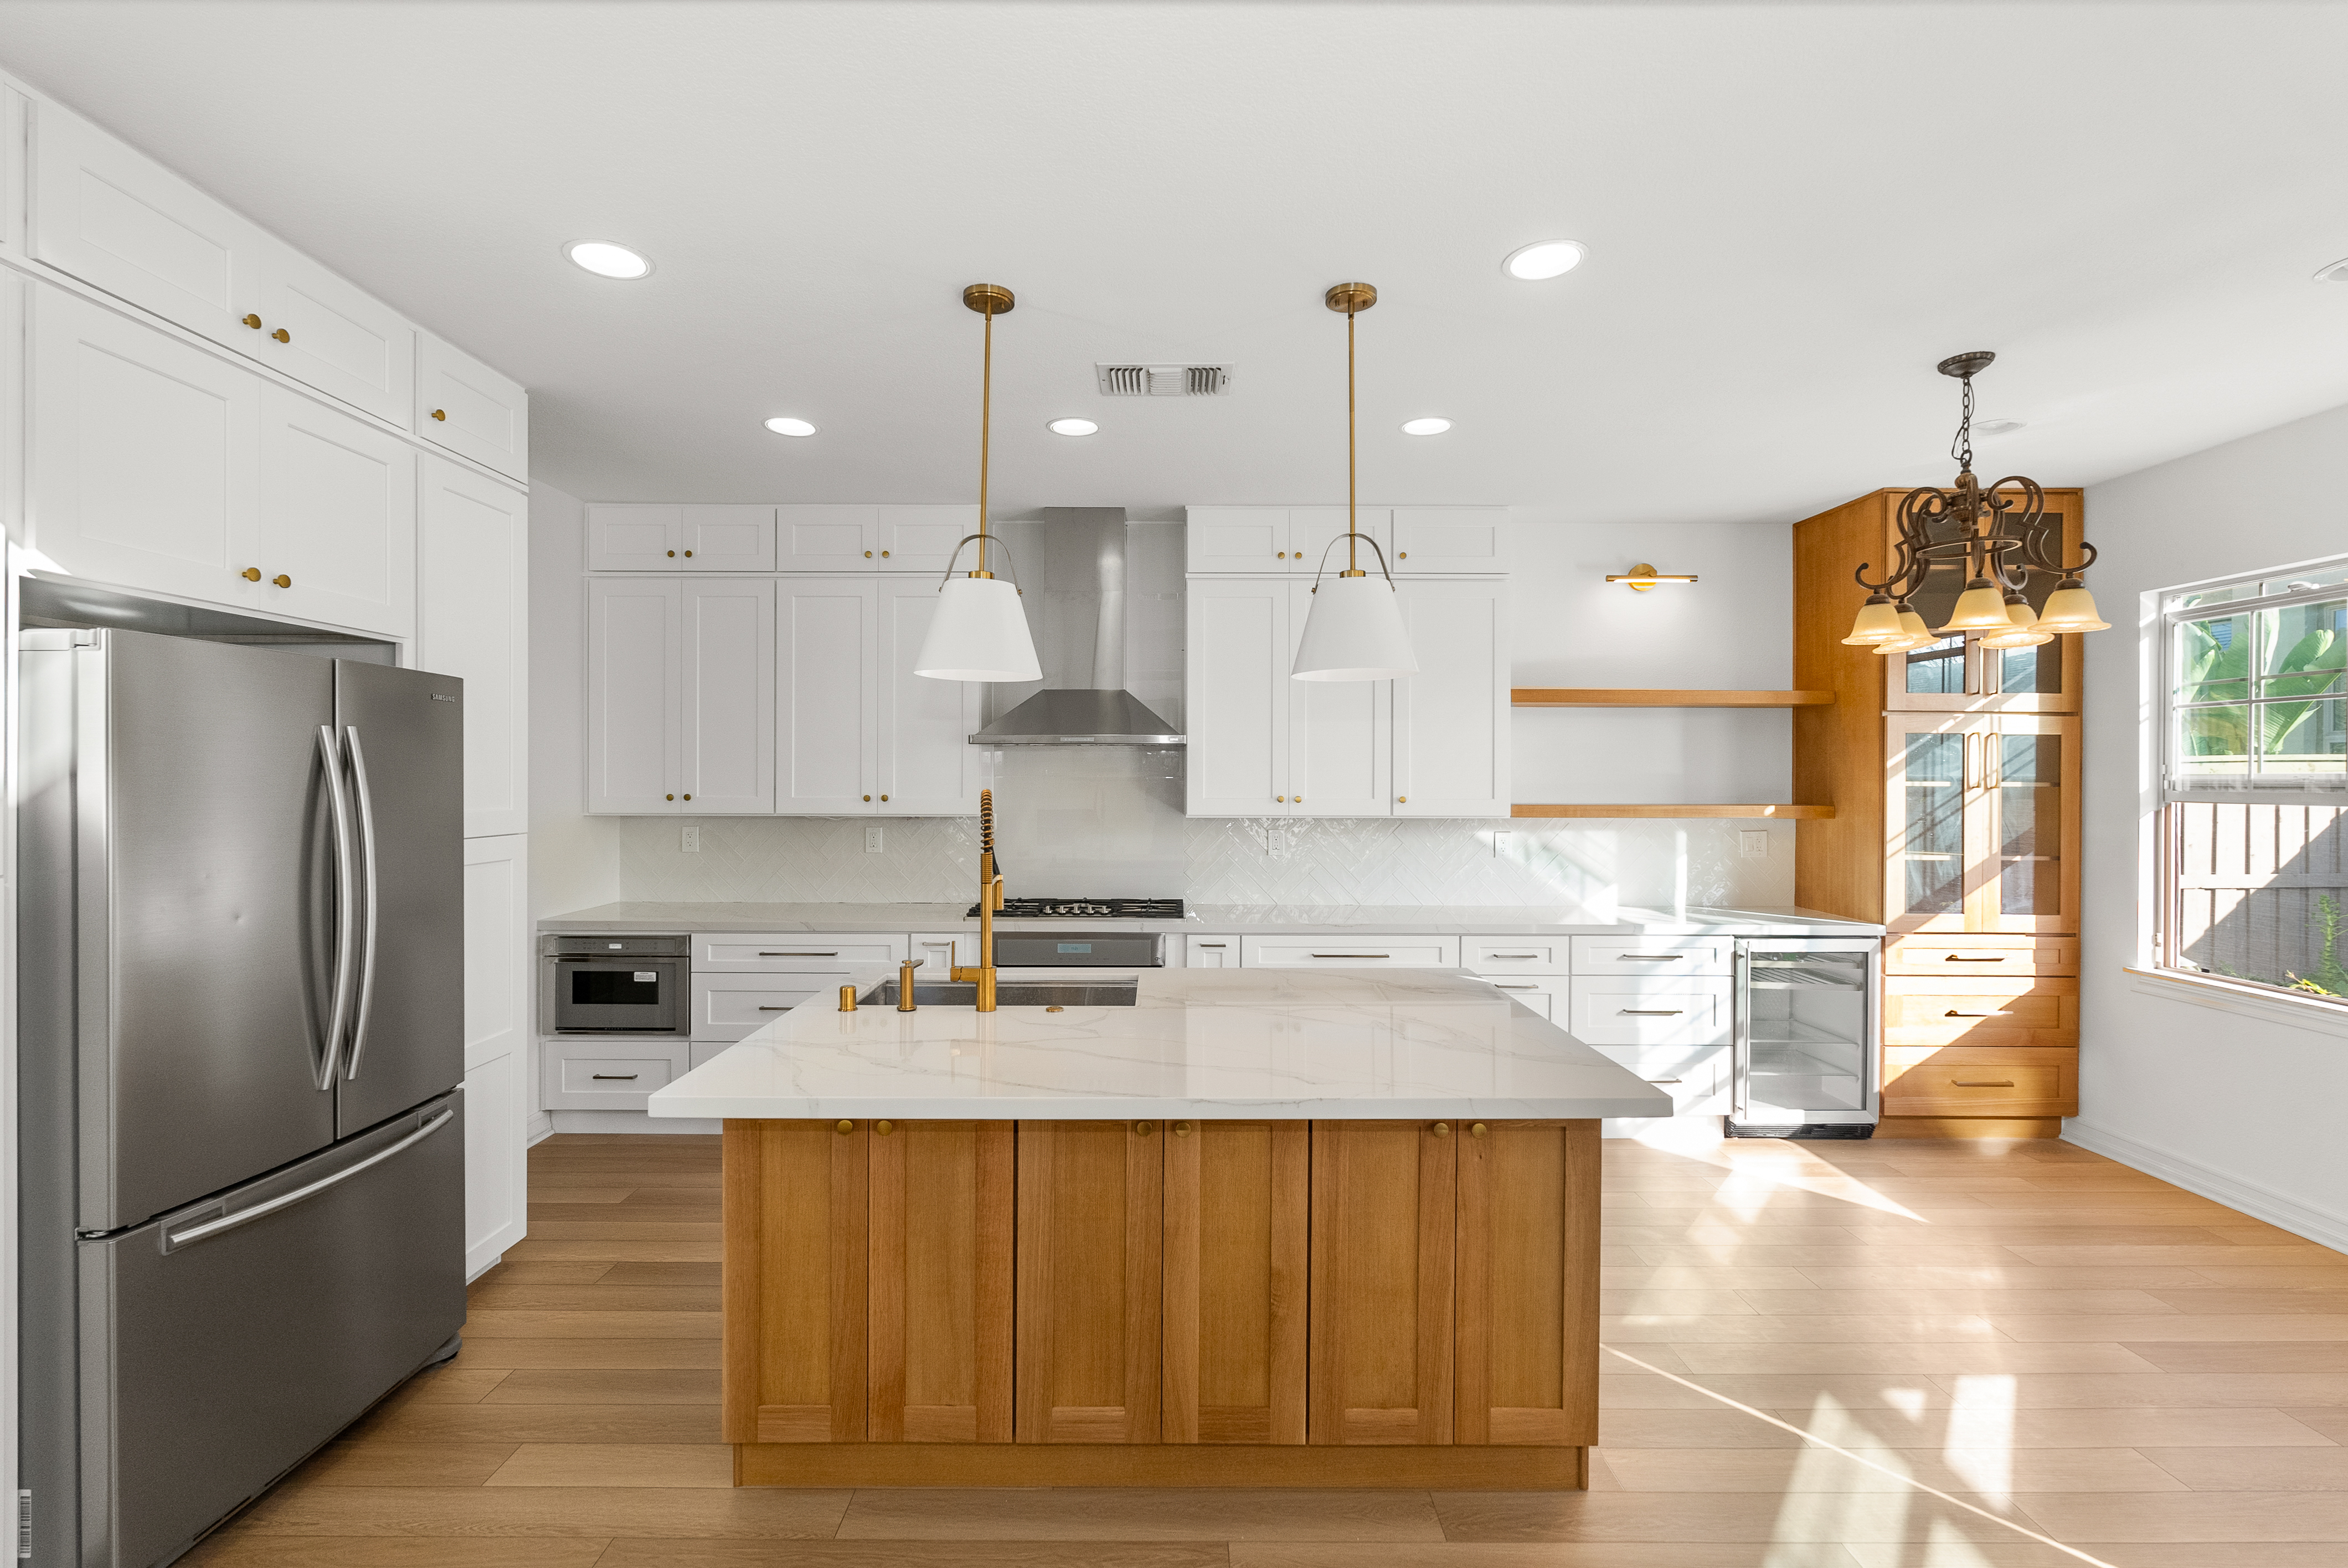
[969, 508, 1185, 746]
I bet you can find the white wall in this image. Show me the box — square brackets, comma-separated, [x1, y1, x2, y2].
[2069, 400, 2348, 1249]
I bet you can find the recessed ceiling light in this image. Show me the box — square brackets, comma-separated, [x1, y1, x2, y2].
[1048, 417, 1098, 436]
[763, 416, 816, 437]
[1502, 239, 1587, 281]
[1400, 417, 1453, 436]
[1973, 417, 2026, 437]
[2315, 257, 2348, 283]
[565, 240, 652, 279]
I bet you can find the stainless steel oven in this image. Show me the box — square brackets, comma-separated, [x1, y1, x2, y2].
[541, 935, 691, 1035]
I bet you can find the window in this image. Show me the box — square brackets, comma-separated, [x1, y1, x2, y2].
[2158, 559, 2348, 1002]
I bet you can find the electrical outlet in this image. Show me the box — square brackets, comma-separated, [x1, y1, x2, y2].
[1740, 829, 1768, 858]
[1493, 829, 1513, 858]
[681, 824, 701, 853]
[866, 824, 884, 854]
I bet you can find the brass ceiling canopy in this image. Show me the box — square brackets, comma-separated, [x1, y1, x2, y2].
[1324, 281, 1378, 315]
[962, 283, 1015, 316]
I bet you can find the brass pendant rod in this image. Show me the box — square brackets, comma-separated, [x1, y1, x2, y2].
[1347, 306, 1358, 574]
[979, 301, 993, 575]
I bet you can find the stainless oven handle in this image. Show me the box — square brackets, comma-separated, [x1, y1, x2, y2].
[343, 726, 380, 1081]
[166, 1108, 454, 1251]
[316, 725, 354, 1091]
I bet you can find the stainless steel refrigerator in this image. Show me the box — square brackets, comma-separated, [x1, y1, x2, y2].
[18, 628, 467, 1567]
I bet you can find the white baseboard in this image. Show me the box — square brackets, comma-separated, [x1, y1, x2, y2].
[2063, 1119, 2348, 1255]
[548, 1109, 722, 1136]
[525, 1110, 555, 1147]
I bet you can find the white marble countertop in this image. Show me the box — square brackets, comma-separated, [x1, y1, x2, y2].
[647, 968, 1676, 1121]
[539, 900, 1882, 937]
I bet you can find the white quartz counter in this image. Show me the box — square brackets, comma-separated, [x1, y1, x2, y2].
[539, 900, 1882, 937]
[648, 968, 1675, 1122]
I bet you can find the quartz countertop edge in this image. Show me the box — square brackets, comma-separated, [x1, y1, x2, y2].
[648, 967, 1677, 1122]
[541, 900, 1883, 937]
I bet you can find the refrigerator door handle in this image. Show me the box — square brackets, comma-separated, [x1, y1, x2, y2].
[317, 724, 357, 1090]
[343, 725, 382, 1081]
[161, 1107, 455, 1252]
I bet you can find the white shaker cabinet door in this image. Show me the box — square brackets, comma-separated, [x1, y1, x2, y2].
[1391, 507, 1509, 574]
[461, 834, 529, 1278]
[680, 504, 776, 571]
[1287, 579, 1389, 816]
[1, 85, 25, 256]
[1391, 577, 1510, 818]
[776, 504, 878, 570]
[28, 285, 260, 604]
[418, 330, 528, 482]
[1288, 506, 1392, 577]
[251, 382, 416, 637]
[776, 577, 877, 813]
[30, 102, 269, 350]
[254, 235, 416, 426]
[416, 460, 529, 837]
[875, 578, 982, 816]
[1185, 577, 1290, 816]
[586, 575, 683, 813]
[872, 504, 977, 573]
[586, 503, 681, 571]
[1184, 506, 1288, 572]
[682, 577, 775, 814]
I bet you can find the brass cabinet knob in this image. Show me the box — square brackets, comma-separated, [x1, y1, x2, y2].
[271, 574, 292, 589]
[1432, 1121, 1451, 1137]
[241, 313, 262, 329]
[1470, 1122, 1489, 1138]
[271, 327, 291, 343]
[876, 1120, 894, 1136]
[1134, 1121, 1155, 1137]
[1173, 1121, 1192, 1137]
[431, 409, 447, 421]
[1295, 796, 1303, 803]
[240, 567, 262, 581]
[836, 1118, 854, 1132]
[880, 793, 889, 802]
[863, 794, 872, 802]
[667, 550, 676, 558]
[1398, 795, 1408, 803]
[1398, 551, 1408, 560]
[682, 793, 692, 801]
[1277, 551, 1288, 559]
[666, 793, 674, 801]
[1276, 796, 1285, 803]
[683, 550, 692, 557]
[864, 550, 873, 558]
[881, 549, 890, 558]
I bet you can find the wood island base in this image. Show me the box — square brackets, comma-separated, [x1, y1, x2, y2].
[723, 1116, 1602, 1490]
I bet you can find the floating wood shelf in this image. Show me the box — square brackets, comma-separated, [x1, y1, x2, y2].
[1510, 803, 1837, 821]
[1511, 688, 1835, 708]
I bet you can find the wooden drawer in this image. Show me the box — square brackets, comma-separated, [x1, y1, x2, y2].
[1239, 935, 1458, 968]
[1885, 935, 2078, 978]
[1883, 978, 2078, 1048]
[1570, 936, 1732, 976]
[694, 931, 909, 972]
[542, 1039, 689, 1110]
[692, 973, 846, 1039]
[1568, 978, 1732, 1046]
[1464, 937, 1568, 973]
[1475, 975, 1563, 1020]
[1883, 1046, 2077, 1117]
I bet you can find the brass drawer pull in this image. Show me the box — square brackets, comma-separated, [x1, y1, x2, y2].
[271, 327, 291, 342]
[241, 566, 262, 581]
[241, 313, 262, 329]
[1944, 1009, 2013, 1018]
[590, 1073, 639, 1081]
[1953, 1079, 2016, 1088]
[271, 574, 292, 589]
[431, 408, 447, 421]
[1944, 955, 2008, 962]
[1619, 1009, 1684, 1016]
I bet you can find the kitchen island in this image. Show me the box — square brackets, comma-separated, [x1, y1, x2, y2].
[652, 968, 1669, 1489]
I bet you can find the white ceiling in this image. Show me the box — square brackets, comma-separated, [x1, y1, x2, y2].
[7, 2, 2348, 524]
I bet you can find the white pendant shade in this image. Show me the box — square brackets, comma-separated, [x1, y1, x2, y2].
[913, 575, 1041, 682]
[2034, 583, 2111, 633]
[1292, 573, 1418, 681]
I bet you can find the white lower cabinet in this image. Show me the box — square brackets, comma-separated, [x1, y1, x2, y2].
[461, 835, 529, 1278]
[1240, 935, 1459, 968]
[696, 931, 909, 971]
[1479, 976, 1564, 1020]
[692, 973, 848, 1039]
[691, 1040, 734, 1071]
[1568, 977, 1734, 1046]
[543, 1039, 691, 1110]
[1597, 1043, 1729, 1130]
[913, 930, 972, 974]
[1571, 935, 1734, 977]
[1186, 935, 1239, 968]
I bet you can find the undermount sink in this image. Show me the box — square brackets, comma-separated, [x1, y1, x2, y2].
[857, 979, 1139, 1009]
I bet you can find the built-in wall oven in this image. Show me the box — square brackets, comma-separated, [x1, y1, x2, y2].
[542, 935, 692, 1035]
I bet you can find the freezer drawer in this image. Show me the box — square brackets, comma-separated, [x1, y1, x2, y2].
[1239, 935, 1459, 968]
[64, 1095, 463, 1568]
[1568, 978, 1732, 1045]
[691, 973, 843, 1039]
[1571, 936, 1733, 976]
[693, 931, 908, 972]
[542, 1039, 691, 1109]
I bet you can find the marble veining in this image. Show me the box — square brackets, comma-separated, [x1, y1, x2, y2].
[537, 900, 1882, 937]
[648, 968, 1676, 1121]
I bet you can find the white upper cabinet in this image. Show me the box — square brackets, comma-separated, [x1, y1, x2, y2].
[1391, 507, 1509, 574]
[28, 285, 259, 603]
[1185, 576, 1291, 815]
[418, 330, 528, 482]
[252, 383, 416, 637]
[1186, 506, 1288, 573]
[1288, 507, 1393, 578]
[31, 101, 269, 350]
[873, 504, 978, 574]
[586, 576, 683, 814]
[1288, 581, 1391, 816]
[253, 237, 415, 426]
[585, 503, 679, 571]
[682, 578, 775, 814]
[1, 84, 27, 256]
[778, 505, 881, 570]
[875, 579, 982, 816]
[1391, 577, 1511, 817]
[681, 505, 777, 571]
[777, 579, 877, 812]
[416, 458, 529, 837]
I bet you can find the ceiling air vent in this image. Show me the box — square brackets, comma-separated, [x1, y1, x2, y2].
[1095, 363, 1233, 397]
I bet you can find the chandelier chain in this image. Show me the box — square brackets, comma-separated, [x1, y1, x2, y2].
[1951, 373, 1975, 473]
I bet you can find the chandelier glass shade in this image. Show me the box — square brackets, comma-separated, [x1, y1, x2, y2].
[1848, 351, 2103, 648]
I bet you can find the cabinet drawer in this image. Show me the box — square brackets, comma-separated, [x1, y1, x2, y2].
[1883, 1049, 2076, 1117]
[1595, 1044, 1724, 1115]
[1240, 935, 1458, 968]
[689, 1040, 734, 1071]
[694, 932, 909, 972]
[543, 1040, 688, 1110]
[1186, 936, 1240, 968]
[692, 974, 845, 1039]
[1476, 976, 1562, 1019]
[1568, 979, 1732, 1045]
[1464, 937, 1568, 972]
[1571, 936, 1732, 976]
[1883, 979, 2077, 1047]
[1886, 936, 2078, 977]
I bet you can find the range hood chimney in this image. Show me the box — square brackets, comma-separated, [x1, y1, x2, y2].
[968, 508, 1185, 746]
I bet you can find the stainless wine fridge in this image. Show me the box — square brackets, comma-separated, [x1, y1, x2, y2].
[1729, 937, 1881, 1137]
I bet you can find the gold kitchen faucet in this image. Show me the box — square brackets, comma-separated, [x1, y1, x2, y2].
[950, 787, 1005, 1011]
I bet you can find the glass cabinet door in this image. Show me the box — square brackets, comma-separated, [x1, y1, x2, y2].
[1885, 720, 1976, 931]
[1973, 714, 2081, 933]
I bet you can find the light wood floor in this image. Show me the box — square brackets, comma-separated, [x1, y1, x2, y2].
[185, 1128, 2348, 1567]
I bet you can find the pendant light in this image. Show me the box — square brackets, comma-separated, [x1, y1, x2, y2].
[913, 284, 1044, 683]
[1292, 281, 1418, 682]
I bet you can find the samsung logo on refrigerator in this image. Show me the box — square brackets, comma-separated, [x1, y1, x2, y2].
[430, 694, 457, 703]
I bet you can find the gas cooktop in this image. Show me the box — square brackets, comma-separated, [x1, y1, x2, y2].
[965, 897, 1187, 919]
